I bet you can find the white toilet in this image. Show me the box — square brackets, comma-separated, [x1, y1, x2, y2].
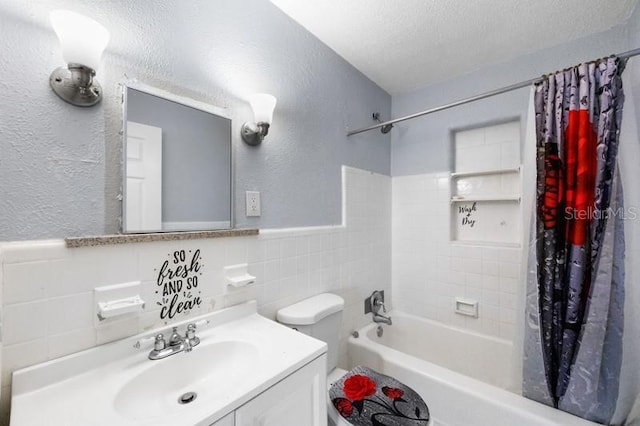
[276, 293, 351, 426]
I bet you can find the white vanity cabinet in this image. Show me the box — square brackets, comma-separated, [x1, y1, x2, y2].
[210, 355, 326, 426]
[211, 412, 234, 426]
[235, 355, 327, 426]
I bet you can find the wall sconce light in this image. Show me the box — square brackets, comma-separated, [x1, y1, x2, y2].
[49, 10, 110, 107]
[241, 93, 277, 146]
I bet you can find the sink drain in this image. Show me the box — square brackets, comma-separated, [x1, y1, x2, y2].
[178, 391, 197, 404]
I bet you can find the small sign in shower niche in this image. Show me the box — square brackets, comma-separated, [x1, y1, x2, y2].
[451, 198, 520, 244]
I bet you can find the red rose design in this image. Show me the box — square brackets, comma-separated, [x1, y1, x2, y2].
[343, 374, 377, 401]
[332, 397, 354, 417]
[382, 386, 404, 400]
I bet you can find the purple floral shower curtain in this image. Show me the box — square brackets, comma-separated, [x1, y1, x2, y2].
[523, 57, 626, 424]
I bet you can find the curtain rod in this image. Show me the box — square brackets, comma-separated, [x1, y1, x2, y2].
[347, 46, 640, 137]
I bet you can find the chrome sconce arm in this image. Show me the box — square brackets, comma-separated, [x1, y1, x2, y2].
[50, 63, 102, 107]
[241, 121, 271, 146]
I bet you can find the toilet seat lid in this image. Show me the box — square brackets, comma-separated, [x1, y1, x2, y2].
[328, 368, 352, 425]
[328, 395, 353, 425]
[329, 365, 430, 425]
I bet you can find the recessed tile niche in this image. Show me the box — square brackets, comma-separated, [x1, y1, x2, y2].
[451, 121, 521, 246]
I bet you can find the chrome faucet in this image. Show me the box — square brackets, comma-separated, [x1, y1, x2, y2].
[374, 314, 393, 325]
[368, 290, 392, 325]
[373, 300, 393, 325]
[147, 323, 200, 360]
[168, 326, 186, 348]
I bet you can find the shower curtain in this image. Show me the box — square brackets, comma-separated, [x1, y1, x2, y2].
[523, 57, 626, 424]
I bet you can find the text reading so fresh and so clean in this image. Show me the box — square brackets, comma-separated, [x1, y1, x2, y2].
[156, 249, 203, 320]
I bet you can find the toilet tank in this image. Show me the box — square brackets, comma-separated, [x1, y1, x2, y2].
[276, 293, 344, 372]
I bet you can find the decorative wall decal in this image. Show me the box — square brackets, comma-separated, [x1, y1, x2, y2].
[155, 249, 203, 321]
[458, 202, 477, 227]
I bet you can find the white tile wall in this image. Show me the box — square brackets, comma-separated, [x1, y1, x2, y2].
[455, 121, 520, 172]
[392, 172, 523, 340]
[0, 163, 522, 423]
[0, 166, 391, 424]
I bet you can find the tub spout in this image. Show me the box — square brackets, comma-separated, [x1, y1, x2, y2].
[373, 313, 392, 325]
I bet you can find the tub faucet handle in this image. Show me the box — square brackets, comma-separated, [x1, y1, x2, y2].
[369, 290, 392, 325]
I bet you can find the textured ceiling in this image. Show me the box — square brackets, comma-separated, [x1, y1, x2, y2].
[270, 0, 639, 94]
[2, 0, 638, 96]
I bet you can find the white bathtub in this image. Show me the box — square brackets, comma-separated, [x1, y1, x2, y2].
[348, 312, 597, 426]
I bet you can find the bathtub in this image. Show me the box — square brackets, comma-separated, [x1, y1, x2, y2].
[348, 312, 597, 426]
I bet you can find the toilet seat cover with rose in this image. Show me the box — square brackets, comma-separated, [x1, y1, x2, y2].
[329, 365, 430, 425]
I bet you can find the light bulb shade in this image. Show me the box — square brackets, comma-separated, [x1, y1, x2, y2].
[50, 10, 110, 70]
[249, 93, 277, 124]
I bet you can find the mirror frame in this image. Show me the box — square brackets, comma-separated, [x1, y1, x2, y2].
[121, 81, 234, 233]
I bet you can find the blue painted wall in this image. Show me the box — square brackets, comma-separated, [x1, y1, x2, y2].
[391, 25, 633, 176]
[0, 0, 391, 241]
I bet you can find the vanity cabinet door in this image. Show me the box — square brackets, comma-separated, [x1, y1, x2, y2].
[211, 412, 234, 426]
[235, 355, 327, 426]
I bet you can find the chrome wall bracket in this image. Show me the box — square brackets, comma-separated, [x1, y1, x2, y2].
[241, 122, 270, 146]
[50, 63, 102, 107]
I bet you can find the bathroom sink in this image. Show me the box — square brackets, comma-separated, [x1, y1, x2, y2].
[114, 340, 260, 419]
[10, 301, 327, 426]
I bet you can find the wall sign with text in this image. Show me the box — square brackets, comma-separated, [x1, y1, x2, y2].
[451, 200, 520, 244]
[155, 249, 204, 321]
[458, 202, 477, 228]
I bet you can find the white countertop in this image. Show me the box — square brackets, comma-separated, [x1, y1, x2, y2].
[10, 301, 327, 426]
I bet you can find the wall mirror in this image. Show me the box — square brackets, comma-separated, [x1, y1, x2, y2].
[122, 83, 232, 233]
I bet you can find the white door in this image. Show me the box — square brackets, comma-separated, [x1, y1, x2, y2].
[125, 121, 162, 232]
[235, 356, 327, 426]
